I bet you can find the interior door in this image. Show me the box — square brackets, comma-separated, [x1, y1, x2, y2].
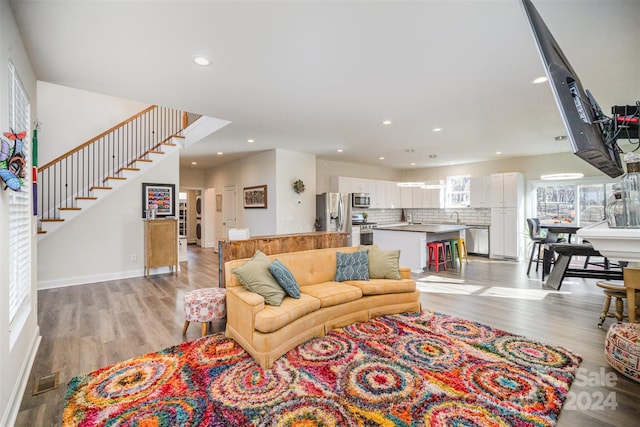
[222, 184, 237, 239]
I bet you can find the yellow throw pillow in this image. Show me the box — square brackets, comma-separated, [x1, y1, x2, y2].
[231, 250, 286, 306]
[366, 248, 402, 280]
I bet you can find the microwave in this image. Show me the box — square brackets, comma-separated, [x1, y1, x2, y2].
[352, 193, 371, 208]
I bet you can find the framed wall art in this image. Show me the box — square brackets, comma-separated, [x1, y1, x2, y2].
[142, 182, 175, 218]
[243, 185, 267, 209]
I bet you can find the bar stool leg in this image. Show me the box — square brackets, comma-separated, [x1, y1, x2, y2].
[201, 322, 208, 337]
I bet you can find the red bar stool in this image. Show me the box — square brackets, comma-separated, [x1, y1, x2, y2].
[427, 241, 447, 272]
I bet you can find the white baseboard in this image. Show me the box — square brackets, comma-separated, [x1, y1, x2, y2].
[1, 327, 41, 427]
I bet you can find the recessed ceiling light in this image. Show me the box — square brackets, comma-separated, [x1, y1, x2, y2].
[379, 157, 385, 160]
[247, 139, 254, 143]
[191, 162, 197, 165]
[533, 76, 548, 84]
[337, 149, 343, 153]
[496, 151, 502, 155]
[382, 120, 392, 125]
[217, 152, 223, 155]
[555, 135, 567, 141]
[432, 128, 442, 132]
[410, 162, 416, 166]
[540, 173, 584, 181]
[193, 56, 211, 66]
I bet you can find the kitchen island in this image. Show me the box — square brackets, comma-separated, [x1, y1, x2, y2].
[373, 224, 468, 272]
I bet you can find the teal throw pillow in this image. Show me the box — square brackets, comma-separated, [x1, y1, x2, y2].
[269, 259, 301, 298]
[231, 250, 286, 306]
[335, 250, 369, 282]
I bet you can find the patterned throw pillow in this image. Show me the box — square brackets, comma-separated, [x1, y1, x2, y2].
[231, 250, 286, 306]
[269, 259, 301, 298]
[335, 250, 369, 282]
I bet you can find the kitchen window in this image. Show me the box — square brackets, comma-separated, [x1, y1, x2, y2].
[446, 175, 470, 208]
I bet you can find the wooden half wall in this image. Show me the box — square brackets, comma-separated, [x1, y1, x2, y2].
[218, 232, 348, 287]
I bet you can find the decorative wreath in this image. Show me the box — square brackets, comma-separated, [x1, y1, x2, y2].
[293, 179, 305, 194]
[0, 129, 27, 191]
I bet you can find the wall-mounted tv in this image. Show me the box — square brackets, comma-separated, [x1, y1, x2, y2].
[521, 0, 625, 178]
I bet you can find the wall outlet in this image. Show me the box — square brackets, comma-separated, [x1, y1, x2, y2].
[130, 254, 137, 262]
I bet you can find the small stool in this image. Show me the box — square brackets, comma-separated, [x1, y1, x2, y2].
[448, 239, 460, 268]
[605, 323, 640, 383]
[427, 241, 446, 273]
[457, 237, 468, 264]
[182, 287, 226, 337]
[596, 281, 639, 328]
[442, 240, 455, 268]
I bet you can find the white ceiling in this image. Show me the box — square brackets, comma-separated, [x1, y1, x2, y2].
[10, 0, 640, 171]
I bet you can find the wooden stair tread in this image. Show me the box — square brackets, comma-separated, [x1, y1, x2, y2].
[41, 218, 64, 222]
[90, 186, 112, 191]
[170, 134, 186, 139]
[59, 207, 81, 211]
[118, 167, 140, 172]
[76, 196, 98, 200]
[37, 229, 47, 234]
[145, 150, 164, 155]
[103, 176, 127, 181]
[160, 142, 177, 147]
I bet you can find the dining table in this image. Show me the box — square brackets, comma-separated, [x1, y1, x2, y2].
[540, 223, 582, 243]
[540, 223, 582, 278]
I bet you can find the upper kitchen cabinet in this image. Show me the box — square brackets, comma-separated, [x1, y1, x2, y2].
[330, 176, 370, 194]
[469, 176, 491, 208]
[411, 183, 444, 209]
[370, 180, 402, 209]
[490, 173, 524, 208]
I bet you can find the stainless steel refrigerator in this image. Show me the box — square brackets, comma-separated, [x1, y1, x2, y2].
[316, 193, 352, 245]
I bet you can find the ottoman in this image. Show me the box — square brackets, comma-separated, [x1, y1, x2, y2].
[182, 287, 227, 337]
[604, 322, 640, 383]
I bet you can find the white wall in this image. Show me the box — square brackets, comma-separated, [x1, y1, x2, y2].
[37, 81, 149, 165]
[204, 150, 277, 237]
[0, 3, 40, 425]
[37, 150, 180, 288]
[180, 168, 204, 188]
[275, 150, 316, 234]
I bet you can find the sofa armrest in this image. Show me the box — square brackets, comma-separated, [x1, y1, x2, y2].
[400, 266, 411, 280]
[226, 287, 265, 344]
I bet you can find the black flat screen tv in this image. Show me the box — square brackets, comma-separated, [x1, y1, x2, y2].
[521, 0, 624, 178]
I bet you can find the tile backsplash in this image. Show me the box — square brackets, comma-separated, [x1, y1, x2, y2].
[353, 208, 491, 226]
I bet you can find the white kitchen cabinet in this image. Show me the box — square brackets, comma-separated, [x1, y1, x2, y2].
[489, 172, 523, 260]
[385, 181, 401, 208]
[370, 180, 387, 208]
[400, 186, 412, 208]
[490, 172, 523, 208]
[490, 207, 520, 259]
[411, 185, 443, 208]
[469, 176, 491, 208]
[330, 176, 370, 194]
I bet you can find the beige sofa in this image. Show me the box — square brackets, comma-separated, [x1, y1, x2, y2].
[224, 246, 421, 369]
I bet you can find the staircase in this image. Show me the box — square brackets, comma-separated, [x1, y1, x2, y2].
[37, 106, 203, 238]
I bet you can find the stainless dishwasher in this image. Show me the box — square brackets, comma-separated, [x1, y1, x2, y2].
[466, 226, 490, 257]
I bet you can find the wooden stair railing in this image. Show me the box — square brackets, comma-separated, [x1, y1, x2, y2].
[37, 106, 200, 228]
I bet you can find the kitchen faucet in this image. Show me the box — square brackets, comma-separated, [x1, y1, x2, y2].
[451, 211, 460, 223]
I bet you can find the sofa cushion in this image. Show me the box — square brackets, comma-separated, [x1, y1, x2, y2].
[268, 259, 301, 298]
[335, 250, 369, 281]
[344, 278, 416, 296]
[302, 282, 363, 307]
[254, 294, 322, 333]
[366, 248, 402, 280]
[231, 250, 286, 306]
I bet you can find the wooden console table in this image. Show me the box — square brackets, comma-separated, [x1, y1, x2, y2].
[217, 231, 348, 287]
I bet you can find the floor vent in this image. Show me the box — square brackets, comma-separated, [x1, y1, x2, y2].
[32, 372, 60, 395]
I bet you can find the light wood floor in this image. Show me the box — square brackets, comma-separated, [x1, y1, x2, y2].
[16, 247, 640, 426]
